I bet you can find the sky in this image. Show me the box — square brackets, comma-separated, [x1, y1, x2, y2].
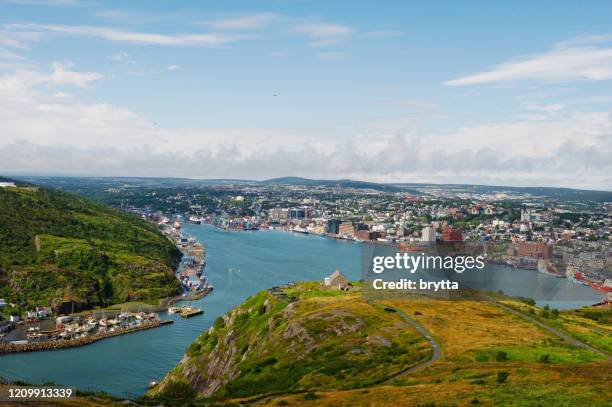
[1, 1, 612, 190]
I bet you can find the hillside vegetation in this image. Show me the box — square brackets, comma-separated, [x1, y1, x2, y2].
[0, 185, 181, 312]
[150, 283, 611, 406]
[150, 282, 431, 401]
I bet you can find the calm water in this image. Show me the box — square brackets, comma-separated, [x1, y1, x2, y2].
[0, 225, 602, 397]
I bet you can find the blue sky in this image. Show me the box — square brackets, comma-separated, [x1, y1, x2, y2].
[1, 0, 611, 189]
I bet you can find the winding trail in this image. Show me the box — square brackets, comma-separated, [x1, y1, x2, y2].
[492, 301, 610, 358]
[376, 304, 442, 382]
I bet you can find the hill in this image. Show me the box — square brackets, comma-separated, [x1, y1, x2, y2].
[263, 177, 403, 192]
[149, 283, 611, 406]
[0, 185, 181, 313]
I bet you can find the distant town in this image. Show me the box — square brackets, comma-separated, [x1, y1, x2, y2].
[18, 176, 609, 300]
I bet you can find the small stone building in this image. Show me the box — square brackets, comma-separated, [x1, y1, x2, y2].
[323, 270, 350, 290]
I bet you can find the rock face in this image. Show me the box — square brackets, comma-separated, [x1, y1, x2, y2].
[151, 283, 429, 401]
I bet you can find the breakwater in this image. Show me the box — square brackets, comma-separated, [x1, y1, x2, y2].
[0, 320, 173, 355]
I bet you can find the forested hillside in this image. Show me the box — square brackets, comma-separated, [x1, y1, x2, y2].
[0, 184, 181, 312]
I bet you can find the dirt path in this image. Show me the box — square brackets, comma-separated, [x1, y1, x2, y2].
[379, 305, 442, 382]
[493, 301, 610, 358]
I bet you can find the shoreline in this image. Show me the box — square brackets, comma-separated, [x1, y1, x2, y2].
[0, 320, 173, 355]
[0, 221, 212, 355]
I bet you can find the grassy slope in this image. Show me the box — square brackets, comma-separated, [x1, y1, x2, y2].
[151, 283, 610, 406]
[0, 186, 181, 310]
[266, 299, 611, 407]
[150, 282, 431, 402]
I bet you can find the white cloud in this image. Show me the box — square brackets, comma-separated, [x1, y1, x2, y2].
[2, 0, 77, 5]
[1, 59, 610, 189]
[167, 64, 180, 71]
[203, 13, 278, 31]
[0, 29, 46, 49]
[7, 23, 252, 46]
[446, 36, 612, 86]
[522, 102, 565, 114]
[52, 91, 72, 98]
[110, 52, 135, 64]
[1, 62, 103, 90]
[292, 23, 353, 46]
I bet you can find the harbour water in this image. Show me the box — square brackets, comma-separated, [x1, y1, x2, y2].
[0, 224, 603, 397]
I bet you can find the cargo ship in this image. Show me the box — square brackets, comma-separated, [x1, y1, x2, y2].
[537, 259, 565, 278]
[566, 266, 590, 286]
[565, 266, 612, 293]
[589, 279, 612, 293]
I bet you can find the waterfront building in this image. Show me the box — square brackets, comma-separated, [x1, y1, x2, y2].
[326, 219, 342, 235]
[421, 226, 436, 242]
[339, 222, 356, 237]
[355, 230, 383, 241]
[517, 241, 553, 259]
[269, 207, 289, 221]
[441, 227, 463, 242]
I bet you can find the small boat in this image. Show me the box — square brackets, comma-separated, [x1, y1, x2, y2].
[168, 307, 179, 314]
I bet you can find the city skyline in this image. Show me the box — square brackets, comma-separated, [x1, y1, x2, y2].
[1, 1, 612, 189]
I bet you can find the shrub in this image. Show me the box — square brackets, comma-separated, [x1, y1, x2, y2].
[495, 350, 508, 362]
[538, 354, 551, 363]
[158, 380, 197, 403]
[304, 392, 319, 400]
[496, 371, 509, 383]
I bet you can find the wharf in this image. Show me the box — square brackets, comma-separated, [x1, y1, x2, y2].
[179, 309, 203, 318]
[0, 320, 174, 355]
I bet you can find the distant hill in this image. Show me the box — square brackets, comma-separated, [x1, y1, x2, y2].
[12, 175, 611, 201]
[0, 185, 181, 312]
[263, 177, 403, 192]
[392, 183, 612, 202]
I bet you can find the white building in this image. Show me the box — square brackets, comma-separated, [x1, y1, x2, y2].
[421, 226, 436, 242]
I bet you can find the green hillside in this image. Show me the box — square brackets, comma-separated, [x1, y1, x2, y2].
[149, 283, 611, 406]
[0, 184, 181, 312]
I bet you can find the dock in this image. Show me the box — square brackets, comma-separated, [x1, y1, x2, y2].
[0, 320, 174, 355]
[179, 308, 203, 318]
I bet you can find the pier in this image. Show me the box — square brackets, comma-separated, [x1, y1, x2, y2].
[0, 320, 173, 355]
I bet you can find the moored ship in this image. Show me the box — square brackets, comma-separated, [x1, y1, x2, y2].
[537, 259, 565, 278]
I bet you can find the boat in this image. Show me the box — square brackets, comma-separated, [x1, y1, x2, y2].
[188, 216, 202, 224]
[537, 259, 565, 278]
[292, 226, 309, 234]
[168, 307, 179, 314]
[589, 279, 612, 293]
[566, 267, 590, 286]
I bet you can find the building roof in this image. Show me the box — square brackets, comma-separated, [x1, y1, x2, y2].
[328, 269, 347, 280]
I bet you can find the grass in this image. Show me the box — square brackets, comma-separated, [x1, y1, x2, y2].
[150, 284, 431, 401]
[150, 285, 611, 406]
